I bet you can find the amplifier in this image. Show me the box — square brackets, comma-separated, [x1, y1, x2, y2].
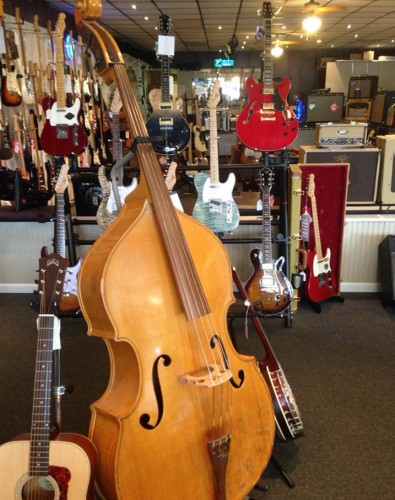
[371, 92, 395, 124]
[376, 135, 395, 204]
[348, 75, 378, 99]
[315, 123, 368, 148]
[71, 173, 103, 216]
[305, 93, 344, 123]
[345, 99, 373, 122]
[298, 146, 381, 204]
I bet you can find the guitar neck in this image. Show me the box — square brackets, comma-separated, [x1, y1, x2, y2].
[209, 108, 219, 183]
[310, 194, 324, 260]
[160, 57, 170, 103]
[30, 314, 54, 476]
[56, 34, 66, 108]
[111, 112, 122, 162]
[263, 13, 274, 92]
[55, 193, 66, 257]
[261, 188, 273, 263]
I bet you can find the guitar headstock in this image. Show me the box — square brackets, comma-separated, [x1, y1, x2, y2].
[15, 7, 22, 26]
[55, 12, 66, 39]
[207, 79, 221, 109]
[54, 163, 70, 194]
[33, 14, 40, 32]
[259, 167, 274, 193]
[263, 2, 273, 19]
[38, 254, 69, 315]
[159, 14, 173, 36]
[307, 173, 316, 198]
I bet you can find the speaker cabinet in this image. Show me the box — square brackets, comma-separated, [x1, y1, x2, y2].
[71, 173, 103, 216]
[298, 146, 380, 204]
[376, 135, 395, 205]
[378, 235, 395, 307]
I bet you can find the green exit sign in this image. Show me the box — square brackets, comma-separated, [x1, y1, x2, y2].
[214, 58, 235, 68]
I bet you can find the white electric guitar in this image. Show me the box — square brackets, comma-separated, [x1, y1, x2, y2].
[192, 80, 240, 233]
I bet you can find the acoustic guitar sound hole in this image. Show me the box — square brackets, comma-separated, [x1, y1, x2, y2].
[21, 476, 58, 499]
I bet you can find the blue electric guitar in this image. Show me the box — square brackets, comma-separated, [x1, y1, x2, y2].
[192, 80, 240, 233]
[145, 15, 190, 156]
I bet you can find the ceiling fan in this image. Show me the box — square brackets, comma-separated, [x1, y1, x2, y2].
[304, 0, 347, 13]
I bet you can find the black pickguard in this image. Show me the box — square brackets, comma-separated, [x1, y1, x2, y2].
[146, 109, 191, 155]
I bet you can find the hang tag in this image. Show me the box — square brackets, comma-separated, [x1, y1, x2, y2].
[157, 35, 175, 57]
[0, 27, 5, 55]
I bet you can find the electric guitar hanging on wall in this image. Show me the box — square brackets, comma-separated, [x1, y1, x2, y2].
[146, 14, 190, 156]
[245, 168, 293, 314]
[305, 173, 336, 303]
[40, 13, 87, 156]
[0, 253, 96, 498]
[96, 112, 138, 230]
[0, 2, 22, 107]
[192, 80, 240, 233]
[236, 2, 299, 152]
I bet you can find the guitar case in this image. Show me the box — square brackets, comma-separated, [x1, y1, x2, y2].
[289, 163, 349, 306]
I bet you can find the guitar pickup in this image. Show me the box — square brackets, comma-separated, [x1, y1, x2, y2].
[56, 124, 69, 140]
[159, 103, 172, 110]
[159, 118, 174, 126]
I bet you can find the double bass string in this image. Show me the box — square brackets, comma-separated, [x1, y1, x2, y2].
[114, 64, 232, 430]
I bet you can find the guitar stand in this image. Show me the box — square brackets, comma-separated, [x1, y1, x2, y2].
[302, 286, 345, 314]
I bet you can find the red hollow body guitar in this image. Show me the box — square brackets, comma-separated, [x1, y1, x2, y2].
[40, 13, 87, 156]
[236, 2, 299, 152]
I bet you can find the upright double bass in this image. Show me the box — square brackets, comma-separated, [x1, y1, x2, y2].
[76, 2, 275, 499]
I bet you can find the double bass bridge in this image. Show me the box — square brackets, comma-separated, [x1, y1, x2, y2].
[179, 364, 232, 387]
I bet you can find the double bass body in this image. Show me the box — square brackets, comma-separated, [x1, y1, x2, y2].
[79, 173, 275, 499]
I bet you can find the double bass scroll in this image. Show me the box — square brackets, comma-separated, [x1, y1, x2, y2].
[76, 2, 275, 499]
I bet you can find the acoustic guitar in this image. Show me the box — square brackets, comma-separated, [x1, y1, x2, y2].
[305, 173, 336, 303]
[245, 167, 293, 314]
[192, 80, 240, 233]
[236, 2, 299, 152]
[146, 15, 190, 156]
[0, 253, 96, 498]
[40, 13, 87, 156]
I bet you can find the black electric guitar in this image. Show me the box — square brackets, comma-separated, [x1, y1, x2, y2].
[245, 168, 294, 314]
[146, 15, 190, 155]
[0, 253, 96, 498]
